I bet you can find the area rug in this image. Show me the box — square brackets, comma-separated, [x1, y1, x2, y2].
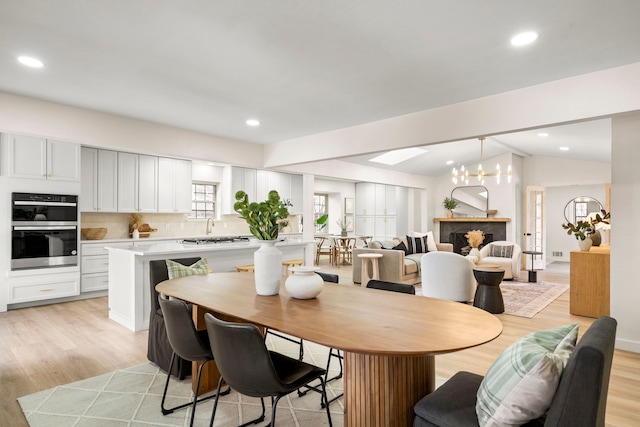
[501, 280, 568, 318]
[18, 338, 345, 427]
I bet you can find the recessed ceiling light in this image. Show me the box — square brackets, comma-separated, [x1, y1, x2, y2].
[246, 119, 260, 127]
[369, 147, 427, 166]
[17, 56, 44, 68]
[559, 147, 570, 151]
[537, 132, 549, 137]
[446, 160, 454, 165]
[510, 31, 539, 46]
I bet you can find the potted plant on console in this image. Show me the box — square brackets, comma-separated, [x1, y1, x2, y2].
[234, 190, 290, 295]
[562, 209, 610, 251]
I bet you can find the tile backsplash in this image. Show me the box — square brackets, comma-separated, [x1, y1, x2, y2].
[80, 212, 301, 240]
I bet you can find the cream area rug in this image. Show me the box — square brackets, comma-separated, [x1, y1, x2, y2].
[501, 280, 569, 318]
[18, 337, 345, 427]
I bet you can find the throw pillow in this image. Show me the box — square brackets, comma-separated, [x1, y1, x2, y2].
[406, 235, 429, 254]
[476, 323, 579, 427]
[392, 241, 409, 255]
[489, 244, 514, 258]
[166, 258, 210, 279]
[410, 230, 438, 252]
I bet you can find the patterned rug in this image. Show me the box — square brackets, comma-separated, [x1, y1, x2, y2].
[18, 337, 345, 427]
[501, 280, 569, 318]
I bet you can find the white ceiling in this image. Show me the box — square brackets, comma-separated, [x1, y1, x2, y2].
[1, 1, 634, 175]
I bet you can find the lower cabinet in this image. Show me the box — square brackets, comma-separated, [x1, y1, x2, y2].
[8, 271, 80, 304]
[81, 242, 128, 292]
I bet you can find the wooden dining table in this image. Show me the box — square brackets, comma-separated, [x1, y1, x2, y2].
[156, 272, 502, 427]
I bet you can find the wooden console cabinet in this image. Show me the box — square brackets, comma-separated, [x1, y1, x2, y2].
[570, 246, 610, 318]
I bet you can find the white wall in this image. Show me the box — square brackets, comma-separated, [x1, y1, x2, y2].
[314, 178, 356, 236]
[611, 113, 640, 352]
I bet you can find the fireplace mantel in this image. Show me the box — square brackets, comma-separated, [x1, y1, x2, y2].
[433, 218, 510, 223]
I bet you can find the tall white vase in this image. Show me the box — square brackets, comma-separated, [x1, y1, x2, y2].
[254, 240, 282, 295]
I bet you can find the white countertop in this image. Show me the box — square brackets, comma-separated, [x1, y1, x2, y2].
[82, 232, 303, 245]
[105, 238, 312, 257]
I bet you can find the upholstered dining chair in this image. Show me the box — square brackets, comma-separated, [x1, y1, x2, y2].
[148, 257, 201, 379]
[158, 296, 230, 427]
[413, 316, 617, 427]
[204, 312, 333, 427]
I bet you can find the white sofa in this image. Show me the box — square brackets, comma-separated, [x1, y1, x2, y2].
[478, 241, 522, 280]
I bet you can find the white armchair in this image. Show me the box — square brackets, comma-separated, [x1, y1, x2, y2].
[478, 241, 521, 279]
[421, 252, 476, 303]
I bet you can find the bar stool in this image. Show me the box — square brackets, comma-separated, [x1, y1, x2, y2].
[234, 264, 254, 273]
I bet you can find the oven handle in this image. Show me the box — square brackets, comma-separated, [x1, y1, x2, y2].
[13, 201, 77, 207]
[13, 225, 77, 231]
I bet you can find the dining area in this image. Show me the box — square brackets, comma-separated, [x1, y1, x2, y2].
[314, 235, 372, 267]
[154, 266, 503, 427]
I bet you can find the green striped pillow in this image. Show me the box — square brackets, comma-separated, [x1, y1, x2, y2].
[166, 258, 209, 279]
[476, 322, 579, 426]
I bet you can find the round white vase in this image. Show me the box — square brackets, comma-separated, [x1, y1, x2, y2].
[468, 247, 480, 258]
[578, 237, 593, 251]
[285, 266, 324, 299]
[254, 240, 282, 295]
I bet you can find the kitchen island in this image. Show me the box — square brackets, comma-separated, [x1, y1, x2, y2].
[106, 238, 313, 331]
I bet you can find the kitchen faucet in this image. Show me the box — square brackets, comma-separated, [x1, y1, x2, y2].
[206, 217, 214, 235]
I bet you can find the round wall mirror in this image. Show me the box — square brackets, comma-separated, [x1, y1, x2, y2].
[451, 186, 488, 217]
[563, 196, 603, 224]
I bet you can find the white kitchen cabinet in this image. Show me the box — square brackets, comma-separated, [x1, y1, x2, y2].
[230, 166, 257, 210]
[81, 147, 118, 212]
[8, 271, 80, 304]
[118, 152, 158, 212]
[80, 241, 128, 293]
[7, 134, 80, 181]
[158, 157, 192, 213]
[355, 182, 408, 240]
[355, 183, 375, 216]
[374, 216, 397, 241]
[228, 167, 302, 214]
[290, 174, 303, 214]
[355, 215, 375, 237]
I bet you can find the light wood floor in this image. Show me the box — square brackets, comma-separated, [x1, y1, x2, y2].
[1, 261, 638, 426]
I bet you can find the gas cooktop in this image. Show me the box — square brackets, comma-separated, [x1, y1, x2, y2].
[181, 236, 250, 245]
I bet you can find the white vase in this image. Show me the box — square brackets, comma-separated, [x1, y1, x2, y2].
[468, 247, 480, 258]
[254, 240, 282, 295]
[285, 266, 324, 299]
[578, 237, 593, 251]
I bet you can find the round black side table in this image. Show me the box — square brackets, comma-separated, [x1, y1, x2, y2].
[522, 250, 543, 282]
[473, 266, 506, 314]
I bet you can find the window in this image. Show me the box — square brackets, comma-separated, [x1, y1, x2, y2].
[314, 193, 328, 232]
[189, 183, 216, 219]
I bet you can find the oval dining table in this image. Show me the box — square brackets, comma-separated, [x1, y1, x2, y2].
[156, 272, 502, 427]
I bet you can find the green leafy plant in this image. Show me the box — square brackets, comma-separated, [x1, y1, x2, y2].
[562, 209, 610, 241]
[234, 190, 290, 240]
[315, 213, 328, 231]
[442, 197, 459, 211]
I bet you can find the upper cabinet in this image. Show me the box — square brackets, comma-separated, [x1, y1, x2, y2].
[355, 183, 408, 240]
[117, 152, 158, 213]
[158, 157, 192, 213]
[227, 167, 303, 214]
[81, 147, 118, 212]
[6, 134, 80, 181]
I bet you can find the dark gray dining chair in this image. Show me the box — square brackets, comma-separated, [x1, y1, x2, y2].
[413, 316, 617, 427]
[158, 297, 229, 427]
[204, 312, 333, 427]
[148, 257, 201, 379]
[366, 279, 416, 294]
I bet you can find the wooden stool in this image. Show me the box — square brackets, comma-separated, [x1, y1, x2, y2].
[282, 259, 304, 276]
[234, 264, 254, 273]
[358, 253, 383, 287]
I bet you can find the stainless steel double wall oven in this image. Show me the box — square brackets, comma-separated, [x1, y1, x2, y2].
[11, 192, 79, 270]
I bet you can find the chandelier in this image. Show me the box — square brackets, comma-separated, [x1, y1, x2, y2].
[451, 137, 512, 185]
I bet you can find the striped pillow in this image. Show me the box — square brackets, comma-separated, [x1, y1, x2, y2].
[489, 244, 514, 258]
[406, 235, 429, 254]
[166, 258, 209, 279]
[476, 323, 579, 426]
